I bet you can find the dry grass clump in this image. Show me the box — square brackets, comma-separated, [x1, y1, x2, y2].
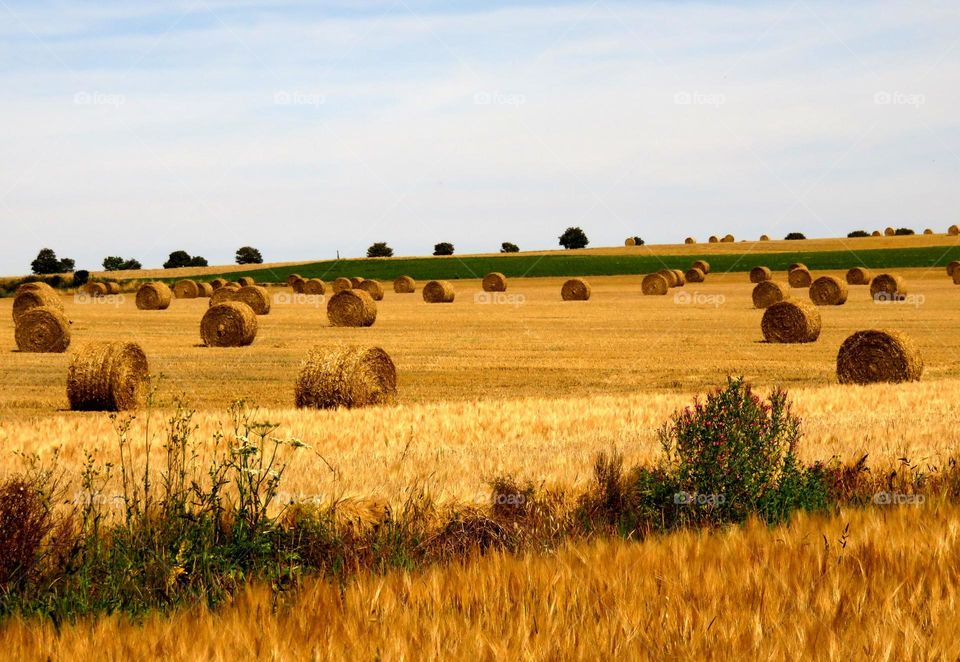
[422, 280, 456, 303]
[949, 224, 959, 235]
[560, 278, 591, 301]
[656, 269, 678, 288]
[809, 275, 849, 306]
[210, 278, 228, 290]
[135, 282, 173, 311]
[708, 235, 719, 243]
[328, 289, 378, 327]
[393, 276, 416, 293]
[349, 277, 364, 288]
[196, 282, 213, 298]
[751, 281, 790, 309]
[66, 341, 148, 411]
[837, 329, 923, 384]
[173, 280, 199, 299]
[684, 237, 696, 244]
[291, 278, 306, 294]
[303, 279, 326, 295]
[13, 288, 64, 322]
[946, 261, 960, 278]
[287, 274, 302, 286]
[14, 306, 71, 353]
[691, 260, 710, 274]
[624, 237, 636, 247]
[685, 267, 705, 283]
[870, 273, 907, 301]
[201, 302, 258, 347]
[846, 267, 872, 285]
[642, 273, 669, 296]
[761, 300, 821, 343]
[358, 279, 385, 301]
[237, 277, 256, 287]
[749, 266, 772, 283]
[234, 286, 271, 315]
[295, 345, 397, 409]
[721, 234, 735, 243]
[787, 267, 812, 288]
[332, 277, 353, 294]
[83, 282, 107, 296]
[482, 272, 508, 292]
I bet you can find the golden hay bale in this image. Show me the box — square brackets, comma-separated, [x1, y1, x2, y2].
[15, 306, 70, 353]
[235, 286, 271, 315]
[328, 289, 378, 327]
[210, 286, 239, 306]
[106, 282, 121, 295]
[642, 273, 669, 296]
[949, 224, 959, 236]
[625, 237, 636, 247]
[761, 300, 821, 343]
[196, 282, 213, 298]
[210, 278, 228, 290]
[287, 274, 302, 286]
[946, 261, 960, 278]
[953, 270, 960, 285]
[656, 269, 678, 288]
[846, 267, 872, 285]
[16, 281, 56, 296]
[871, 230, 882, 237]
[482, 272, 508, 292]
[691, 260, 710, 274]
[13, 288, 64, 322]
[303, 279, 326, 295]
[759, 234, 770, 241]
[923, 228, 934, 235]
[422, 280, 455, 303]
[332, 277, 353, 294]
[884, 227, 895, 236]
[135, 282, 173, 310]
[788, 267, 812, 288]
[752, 281, 790, 309]
[721, 234, 735, 243]
[358, 279, 385, 301]
[561, 278, 591, 301]
[292, 278, 307, 294]
[393, 276, 416, 293]
[837, 329, 923, 384]
[237, 277, 256, 287]
[83, 282, 108, 296]
[67, 341, 148, 411]
[809, 275, 848, 306]
[349, 277, 364, 288]
[870, 273, 907, 301]
[708, 235, 719, 243]
[295, 345, 397, 410]
[685, 267, 705, 283]
[749, 266, 772, 283]
[684, 237, 696, 244]
[201, 302, 258, 347]
[174, 279, 199, 299]
[788, 263, 807, 272]
[671, 269, 686, 287]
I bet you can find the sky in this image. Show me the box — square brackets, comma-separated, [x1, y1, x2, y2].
[1, 0, 958, 273]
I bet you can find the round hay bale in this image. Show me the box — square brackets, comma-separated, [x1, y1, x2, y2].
[837, 330, 923, 384]
[685, 267, 705, 283]
[561, 278, 591, 301]
[953, 270, 960, 285]
[761, 300, 821, 343]
[625, 237, 636, 247]
[349, 277, 364, 288]
[809, 275, 849, 306]
[210, 278, 228, 290]
[691, 260, 710, 274]
[752, 281, 790, 309]
[759, 234, 770, 241]
[923, 228, 934, 235]
[949, 224, 959, 236]
[684, 237, 696, 244]
[16, 282, 56, 296]
[174, 280, 199, 299]
[358, 279, 384, 301]
[870, 273, 907, 301]
[237, 277, 256, 287]
[209, 286, 239, 306]
[671, 269, 686, 287]
[15, 306, 70, 353]
[107, 282, 121, 295]
[946, 261, 960, 278]
[721, 234, 735, 243]
[135, 282, 173, 310]
[642, 273, 669, 296]
[201, 302, 258, 347]
[482, 272, 507, 292]
[287, 274, 302, 287]
[788, 263, 807, 272]
[83, 282, 108, 297]
[295, 345, 397, 410]
[708, 235, 719, 243]
[788, 267, 812, 288]
[67, 341, 148, 411]
[422, 280, 455, 303]
[226, 281, 241, 289]
[749, 266, 772, 283]
[846, 267, 872, 285]
[235, 285, 271, 315]
[292, 278, 307, 294]
[13, 288, 64, 322]
[871, 230, 882, 237]
[332, 277, 353, 294]
[393, 276, 416, 293]
[196, 282, 213, 298]
[884, 227, 895, 236]
[328, 289, 377, 327]
[303, 279, 326, 295]
[656, 269, 678, 288]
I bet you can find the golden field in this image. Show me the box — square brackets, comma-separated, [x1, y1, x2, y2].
[3, 501, 958, 660]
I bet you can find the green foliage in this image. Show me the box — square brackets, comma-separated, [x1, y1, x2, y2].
[164, 251, 208, 269]
[72, 270, 90, 287]
[785, 232, 806, 240]
[433, 242, 454, 256]
[558, 227, 589, 249]
[848, 230, 870, 238]
[30, 249, 74, 275]
[895, 228, 915, 236]
[500, 242, 519, 253]
[235, 246, 264, 264]
[102, 257, 142, 271]
[366, 242, 394, 258]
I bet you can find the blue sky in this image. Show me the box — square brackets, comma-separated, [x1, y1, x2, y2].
[1, 0, 958, 273]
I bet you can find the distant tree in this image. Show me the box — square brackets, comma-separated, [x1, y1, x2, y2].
[630, 236, 645, 246]
[102, 256, 142, 271]
[894, 228, 915, 236]
[235, 246, 264, 264]
[164, 251, 208, 269]
[433, 242, 455, 256]
[73, 270, 90, 287]
[31, 248, 74, 275]
[847, 230, 869, 238]
[188, 255, 208, 267]
[500, 242, 520, 253]
[558, 227, 589, 250]
[784, 232, 806, 240]
[366, 242, 394, 258]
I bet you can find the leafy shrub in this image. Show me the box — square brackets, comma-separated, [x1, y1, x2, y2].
[785, 232, 806, 240]
[235, 246, 263, 264]
[433, 242, 454, 256]
[895, 228, 915, 236]
[500, 242, 519, 253]
[847, 230, 869, 238]
[102, 257, 141, 271]
[366, 242, 394, 258]
[164, 251, 208, 269]
[558, 227, 589, 249]
[72, 270, 90, 287]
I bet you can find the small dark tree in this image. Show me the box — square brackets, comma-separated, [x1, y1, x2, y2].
[558, 227, 589, 250]
[630, 236, 645, 246]
[784, 232, 806, 240]
[500, 242, 520, 253]
[163, 251, 192, 269]
[847, 230, 869, 238]
[73, 270, 90, 287]
[188, 256, 208, 267]
[103, 256, 141, 271]
[366, 242, 394, 258]
[894, 228, 915, 236]
[59, 258, 75, 273]
[31, 248, 73, 275]
[235, 246, 264, 264]
[433, 242, 455, 256]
